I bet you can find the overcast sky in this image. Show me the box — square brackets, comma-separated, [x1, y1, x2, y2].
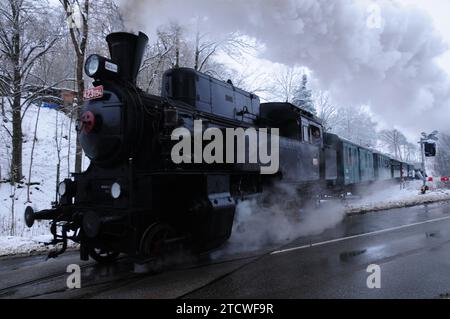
[401, 0, 450, 75]
[111, 0, 450, 140]
[210, 0, 450, 138]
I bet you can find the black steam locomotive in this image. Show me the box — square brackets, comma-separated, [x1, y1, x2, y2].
[24, 32, 415, 263]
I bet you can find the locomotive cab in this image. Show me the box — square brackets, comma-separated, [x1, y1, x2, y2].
[260, 102, 329, 184]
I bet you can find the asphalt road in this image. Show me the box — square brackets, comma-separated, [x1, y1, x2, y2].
[2, 201, 450, 299]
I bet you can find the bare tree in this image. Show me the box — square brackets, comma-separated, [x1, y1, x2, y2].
[402, 142, 418, 162]
[0, 0, 59, 182]
[271, 66, 303, 103]
[434, 133, 450, 176]
[193, 30, 253, 73]
[89, 0, 124, 39]
[314, 90, 337, 132]
[9, 181, 17, 236]
[378, 129, 408, 160]
[330, 105, 378, 147]
[54, 107, 66, 202]
[60, 0, 90, 173]
[223, 66, 274, 98]
[138, 22, 255, 95]
[26, 100, 41, 203]
[138, 23, 183, 94]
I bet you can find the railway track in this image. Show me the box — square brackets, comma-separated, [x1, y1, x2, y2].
[0, 261, 100, 298]
[0, 250, 268, 299]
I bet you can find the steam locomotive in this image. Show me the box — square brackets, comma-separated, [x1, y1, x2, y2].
[24, 31, 415, 263]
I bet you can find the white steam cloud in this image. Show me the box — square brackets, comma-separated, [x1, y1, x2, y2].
[214, 183, 346, 256]
[118, 0, 450, 134]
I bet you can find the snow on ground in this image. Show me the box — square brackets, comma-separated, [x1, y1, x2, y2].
[0, 101, 80, 256]
[0, 235, 53, 257]
[0, 235, 79, 257]
[345, 180, 450, 215]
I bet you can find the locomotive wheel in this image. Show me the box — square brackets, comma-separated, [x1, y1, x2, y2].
[139, 223, 175, 260]
[89, 248, 120, 264]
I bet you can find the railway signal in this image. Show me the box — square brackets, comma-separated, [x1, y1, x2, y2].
[424, 142, 437, 157]
[419, 131, 439, 192]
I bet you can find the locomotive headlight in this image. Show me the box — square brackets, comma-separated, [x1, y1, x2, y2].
[58, 182, 67, 196]
[57, 179, 76, 200]
[85, 55, 100, 77]
[111, 182, 122, 199]
[85, 54, 118, 79]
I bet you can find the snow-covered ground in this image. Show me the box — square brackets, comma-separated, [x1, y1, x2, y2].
[345, 180, 450, 215]
[0, 235, 53, 257]
[0, 101, 80, 256]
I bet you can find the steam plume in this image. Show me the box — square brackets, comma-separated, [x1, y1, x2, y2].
[117, 0, 450, 135]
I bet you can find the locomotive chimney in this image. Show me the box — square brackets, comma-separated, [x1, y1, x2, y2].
[106, 31, 149, 84]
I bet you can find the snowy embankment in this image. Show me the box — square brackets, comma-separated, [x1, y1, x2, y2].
[0, 235, 53, 257]
[345, 180, 450, 215]
[0, 101, 79, 257]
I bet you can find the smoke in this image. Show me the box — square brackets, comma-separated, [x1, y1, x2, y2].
[117, 0, 450, 135]
[213, 183, 346, 256]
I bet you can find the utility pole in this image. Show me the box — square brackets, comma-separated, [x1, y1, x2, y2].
[419, 138, 426, 188]
[418, 131, 439, 193]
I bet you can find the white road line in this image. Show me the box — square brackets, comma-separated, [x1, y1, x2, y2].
[270, 215, 450, 255]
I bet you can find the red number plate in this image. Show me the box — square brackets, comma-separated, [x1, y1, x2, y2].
[83, 86, 104, 101]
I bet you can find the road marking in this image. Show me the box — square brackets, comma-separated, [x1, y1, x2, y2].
[270, 215, 450, 255]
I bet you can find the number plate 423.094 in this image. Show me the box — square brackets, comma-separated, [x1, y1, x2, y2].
[83, 86, 104, 101]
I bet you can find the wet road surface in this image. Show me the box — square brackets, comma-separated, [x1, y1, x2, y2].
[2, 202, 450, 299]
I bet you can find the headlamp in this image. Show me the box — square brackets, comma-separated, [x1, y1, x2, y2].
[58, 181, 67, 196]
[85, 55, 100, 77]
[84, 54, 119, 79]
[111, 182, 122, 199]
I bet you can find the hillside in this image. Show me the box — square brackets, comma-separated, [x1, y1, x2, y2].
[0, 100, 78, 243]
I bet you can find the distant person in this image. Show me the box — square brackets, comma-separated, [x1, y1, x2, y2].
[311, 127, 321, 144]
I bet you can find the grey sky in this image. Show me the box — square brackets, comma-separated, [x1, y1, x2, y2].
[400, 0, 450, 75]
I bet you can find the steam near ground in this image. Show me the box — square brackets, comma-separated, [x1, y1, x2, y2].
[215, 180, 450, 257]
[217, 183, 346, 256]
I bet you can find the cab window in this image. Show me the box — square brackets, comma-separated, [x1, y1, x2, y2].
[310, 125, 321, 144]
[302, 125, 309, 143]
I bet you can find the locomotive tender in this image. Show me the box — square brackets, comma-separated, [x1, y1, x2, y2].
[24, 31, 415, 263]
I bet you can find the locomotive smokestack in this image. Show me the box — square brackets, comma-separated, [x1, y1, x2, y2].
[106, 31, 149, 84]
